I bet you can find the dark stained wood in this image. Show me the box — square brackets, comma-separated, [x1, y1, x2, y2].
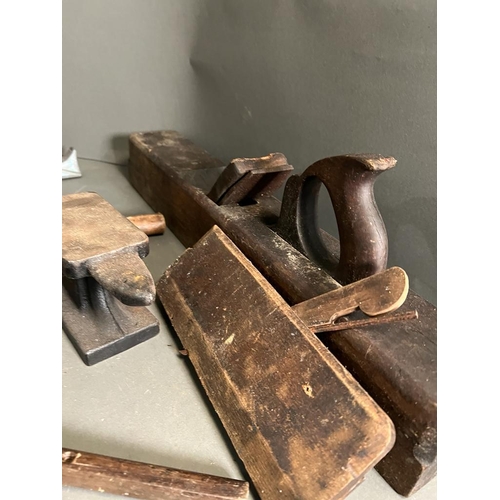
[275, 155, 396, 284]
[309, 310, 419, 334]
[127, 213, 166, 236]
[62, 448, 249, 500]
[291, 266, 408, 326]
[327, 292, 436, 497]
[157, 226, 395, 500]
[128, 130, 437, 496]
[130, 135, 342, 304]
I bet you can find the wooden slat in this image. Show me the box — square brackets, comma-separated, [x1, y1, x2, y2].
[62, 448, 249, 500]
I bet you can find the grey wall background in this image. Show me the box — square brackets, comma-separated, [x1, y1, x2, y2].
[63, 0, 436, 305]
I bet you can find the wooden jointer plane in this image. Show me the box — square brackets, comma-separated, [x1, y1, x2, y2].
[127, 131, 437, 497]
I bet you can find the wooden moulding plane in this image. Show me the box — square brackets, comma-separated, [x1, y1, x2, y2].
[127, 131, 437, 497]
[158, 226, 403, 500]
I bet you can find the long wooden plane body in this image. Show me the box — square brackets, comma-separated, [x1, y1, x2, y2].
[157, 226, 395, 500]
[128, 130, 437, 496]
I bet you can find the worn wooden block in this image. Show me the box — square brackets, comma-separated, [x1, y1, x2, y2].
[157, 226, 395, 500]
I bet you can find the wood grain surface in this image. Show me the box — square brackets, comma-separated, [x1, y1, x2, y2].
[128, 130, 437, 496]
[292, 267, 408, 325]
[62, 192, 149, 279]
[62, 448, 249, 500]
[127, 213, 166, 236]
[157, 226, 395, 500]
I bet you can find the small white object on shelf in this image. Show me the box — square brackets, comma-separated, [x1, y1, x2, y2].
[62, 147, 82, 179]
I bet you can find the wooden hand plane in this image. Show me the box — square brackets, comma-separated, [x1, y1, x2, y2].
[158, 226, 401, 500]
[62, 192, 159, 365]
[127, 131, 437, 496]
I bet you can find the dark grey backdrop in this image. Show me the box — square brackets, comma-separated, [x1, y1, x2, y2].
[63, 0, 436, 305]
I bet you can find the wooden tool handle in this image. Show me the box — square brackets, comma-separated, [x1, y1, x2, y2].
[292, 266, 409, 326]
[127, 213, 166, 236]
[62, 448, 249, 500]
[276, 155, 396, 284]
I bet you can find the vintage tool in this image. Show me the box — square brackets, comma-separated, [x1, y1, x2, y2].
[62, 448, 249, 500]
[62, 192, 159, 366]
[157, 226, 396, 500]
[127, 131, 437, 496]
[127, 212, 166, 236]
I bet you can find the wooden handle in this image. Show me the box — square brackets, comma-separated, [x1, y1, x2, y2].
[62, 448, 249, 500]
[292, 266, 409, 326]
[127, 213, 166, 236]
[276, 155, 396, 284]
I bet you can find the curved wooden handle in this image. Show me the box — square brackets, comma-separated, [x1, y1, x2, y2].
[276, 154, 396, 284]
